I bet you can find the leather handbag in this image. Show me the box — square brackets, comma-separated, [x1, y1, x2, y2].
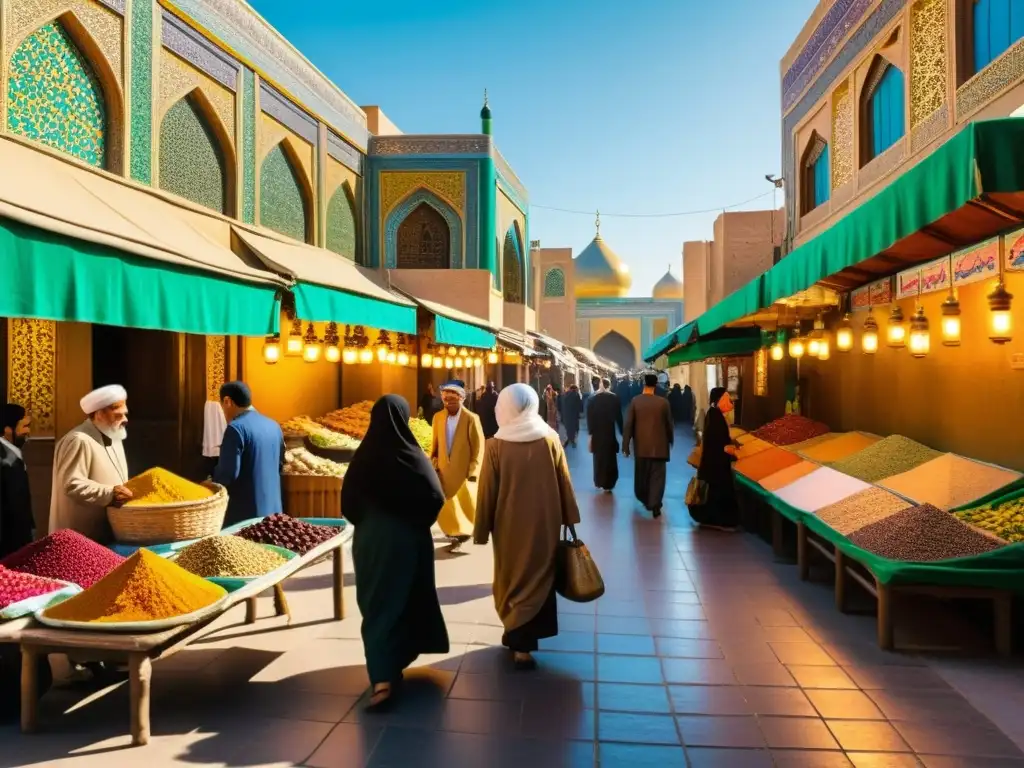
[555, 525, 605, 603]
[686, 446, 702, 469]
[685, 476, 708, 507]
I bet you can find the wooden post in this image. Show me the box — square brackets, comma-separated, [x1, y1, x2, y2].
[834, 550, 846, 612]
[245, 597, 258, 624]
[771, 510, 785, 558]
[876, 581, 894, 650]
[128, 654, 152, 746]
[20, 646, 38, 734]
[994, 591, 1013, 658]
[333, 546, 345, 620]
[273, 584, 290, 618]
[797, 523, 809, 581]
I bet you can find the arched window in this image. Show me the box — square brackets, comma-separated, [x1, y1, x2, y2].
[973, 0, 1024, 74]
[396, 202, 450, 268]
[503, 228, 523, 304]
[326, 185, 358, 261]
[159, 93, 228, 214]
[7, 21, 107, 168]
[260, 143, 310, 243]
[863, 59, 905, 164]
[801, 135, 830, 213]
[543, 268, 566, 297]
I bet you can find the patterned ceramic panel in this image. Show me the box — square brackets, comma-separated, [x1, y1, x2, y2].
[260, 143, 309, 242]
[159, 96, 227, 213]
[161, 9, 239, 91]
[260, 80, 317, 145]
[327, 130, 362, 174]
[326, 185, 357, 261]
[909, 0, 947, 129]
[543, 267, 566, 298]
[370, 135, 490, 156]
[130, 0, 153, 182]
[7, 319, 56, 437]
[241, 68, 256, 223]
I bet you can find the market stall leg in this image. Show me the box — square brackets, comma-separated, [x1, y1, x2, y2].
[128, 654, 152, 746]
[993, 591, 1013, 658]
[273, 584, 290, 618]
[834, 550, 847, 612]
[245, 598, 258, 624]
[333, 545, 345, 620]
[797, 522, 809, 581]
[876, 580, 894, 650]
[20, 646, 38, 734]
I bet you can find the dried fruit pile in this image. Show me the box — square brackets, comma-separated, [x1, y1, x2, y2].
[175, 536, 288, 578]
[319, 402, 373, 440]
[955, 498, 1024, 543]
[814, 487, 911, 535]
[0, 566, 68, 610]
[1, 529, 124, 588]
[752, 414, 829, 446]
[849, 504, 1005, 562]
[44, 549, 226, 623]
[828, 435, 943, 484]
[284, 448, 347, 477]
[235, 514, 338, 556]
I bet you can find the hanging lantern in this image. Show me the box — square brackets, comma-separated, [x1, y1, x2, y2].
[988, 277, 1014, 344]
[432, 356, 443, 369]
[421, 352, 434, 367]
[908, 304, 930, 358]
[302, 323, 322, 363]
[342, 347, 358, 364]
[458, 347, 469, 358]
[886, 305, 906, 348]
[940, 290, 961, 346]
[770, 342, 784, 361]
[397, 351, 410, 366]
[836, 313, 854, 352]
[358, 348, 373, 364]
[285, 317, 304, 356]
[324, 322, 341, 363]
[475, 356, 483, 367]
[807, 315, 824, 357]
[817, 335, 831, 360]
[455, 356, 465, 368]
[862, 310, 879, 354]
[445, 357, 454, 369]
[262, 335, 281, 365]
[788, 323, 804, 359]
[487, 350, 499, 364]
[447, 346, 457, 356]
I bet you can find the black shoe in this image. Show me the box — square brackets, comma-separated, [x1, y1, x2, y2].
[652, 507, 662, 518]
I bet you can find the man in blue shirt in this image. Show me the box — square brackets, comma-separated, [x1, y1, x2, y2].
[213, 381, 285, 525]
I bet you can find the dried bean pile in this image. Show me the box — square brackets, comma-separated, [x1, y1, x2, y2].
[175, 536, 288, 578]
[1, 529, 124, 588]
[849, 504, 1004, 561]
[815, 487, 911, 535]
[235, 514, 338, 556]
[752, 414, 829, 446]
[828, 435, 942, 484]
[0, 566, 67, 609]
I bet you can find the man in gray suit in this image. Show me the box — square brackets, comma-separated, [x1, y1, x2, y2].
[622, 372, 674, 518]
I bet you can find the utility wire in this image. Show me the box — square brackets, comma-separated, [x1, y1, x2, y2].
[530, 189, 777, 218]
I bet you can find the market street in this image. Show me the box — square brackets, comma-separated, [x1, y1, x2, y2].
[3, 427, 1023, 768]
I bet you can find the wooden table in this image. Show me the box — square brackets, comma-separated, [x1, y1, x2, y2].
[19, 532, 346, 746]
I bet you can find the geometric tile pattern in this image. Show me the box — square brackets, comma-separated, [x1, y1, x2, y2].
[544, 267, 567, 298]
[326, 184, 358, 261]
[129, 0, 152, 182]
[830, 79, 853, 189]
[909, 0, 947, 129]
[158, 95, 227, 213]
[260, 143, 309, 243]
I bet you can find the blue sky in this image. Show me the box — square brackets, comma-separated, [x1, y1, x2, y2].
[251, 0, 818, 296]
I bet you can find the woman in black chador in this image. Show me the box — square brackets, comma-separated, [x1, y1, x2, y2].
[689, 387, 739, 531]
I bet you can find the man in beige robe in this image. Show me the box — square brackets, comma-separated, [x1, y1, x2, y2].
[430, 379, 484, 552]
[49, 385, 133, 542]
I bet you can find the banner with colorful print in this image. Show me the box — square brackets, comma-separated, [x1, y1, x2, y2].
[952, 238, 998, 286]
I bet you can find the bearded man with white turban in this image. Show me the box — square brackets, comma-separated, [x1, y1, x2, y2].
[48, 385, 133, 541]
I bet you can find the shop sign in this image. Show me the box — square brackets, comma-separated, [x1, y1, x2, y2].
[920, 256, 951, 294]
[896, 268, 921, 299]
[869, 277, 893, 306]
[952, 238, 998, 286]
[851, 285, 871, 311]
[1004, 226, 1024, 272]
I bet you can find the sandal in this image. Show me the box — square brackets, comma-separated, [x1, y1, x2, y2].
[366, 683, 393, 713]
[513, 652, 537, 671]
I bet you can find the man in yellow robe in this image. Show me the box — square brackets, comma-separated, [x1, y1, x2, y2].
[431, 380, 484, 552]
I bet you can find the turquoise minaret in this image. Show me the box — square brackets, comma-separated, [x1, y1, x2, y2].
[481, 89, 492, 135]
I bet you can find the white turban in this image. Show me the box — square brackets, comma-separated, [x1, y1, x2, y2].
[80, 385, 127, 415]
[494, 383, 557, 444]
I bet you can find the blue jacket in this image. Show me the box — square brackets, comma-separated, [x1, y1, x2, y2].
[213, 409, 285, 525]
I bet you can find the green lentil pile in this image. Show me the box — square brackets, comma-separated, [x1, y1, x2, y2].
[174, 536, 288, 579]
[828, 435, 942, 483]
[849, 504, 1005, 562]
[815, 487, 912, 535]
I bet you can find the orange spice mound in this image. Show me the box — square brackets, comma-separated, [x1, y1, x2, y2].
[798, 432, 879, 464]
[760, 461, 820, 492]
[44, 549, 225, 623]
[735, 447, 804, 482]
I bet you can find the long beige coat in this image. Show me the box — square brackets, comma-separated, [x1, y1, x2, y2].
[431, 407, 484, 537]
[474, 434, 581, 632]
[49, 420, 129, 542]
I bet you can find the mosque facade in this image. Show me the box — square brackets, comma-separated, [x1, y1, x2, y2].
[532, 216, 684, 371]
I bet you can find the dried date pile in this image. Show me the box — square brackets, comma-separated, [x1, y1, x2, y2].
[234, 514, 338, 556]
[849, 504, 1005, 562]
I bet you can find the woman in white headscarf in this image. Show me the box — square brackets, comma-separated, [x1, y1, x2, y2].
[474, 383, 581, 670]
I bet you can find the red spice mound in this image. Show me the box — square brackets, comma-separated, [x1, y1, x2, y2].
[1, 529, 125, 588]
[235, 514, 338, 556]
[0, 565, 68, 609]
[752, 414, 830, 446]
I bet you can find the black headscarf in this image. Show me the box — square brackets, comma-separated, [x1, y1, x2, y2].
[700, 387, 733, 480]
[341, 395, 445, 527]
[2, 404, 25, 434]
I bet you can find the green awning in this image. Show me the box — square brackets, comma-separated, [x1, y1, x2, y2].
[434, 314, 496, 349]
[667, 332, 763, 365]
[643, 323, 692, 362]
[0, 217, 281, 335]
[291, 282, 416, 334]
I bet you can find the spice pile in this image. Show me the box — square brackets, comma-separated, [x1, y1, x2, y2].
[829, 435, 943, 483]
[787, 432, 845, 453]
[44, 549, 226, 623]
[955, 498, 1024, 543]
[735, 447, 803, 482]
[235, 514, 338, 555]
[123, 468, 213, 506]
[175, 536, 289, 578]
[752, 415, 829, 446]
[850, 504, 1005, 562]
[408, 418, 433, 454]
[814, 487, 911, 535]
[879, 454, 1021, 511]
[759, 460, 820, 492]
[319, 402, 373, 440]
[284, 448, 347, 477]
[774, 467, 871, 513]
[737, 439, 773, 460]
[283, 417, 362, 449]
[1, 529, 124, 588]
[0, 567, 68, 610]
[799, 432, 879, 463]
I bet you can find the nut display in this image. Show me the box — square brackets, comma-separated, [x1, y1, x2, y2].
[280, 416, 323, 438]
[319, 402, 373, 440]
[283, 416, 361, 449]
[235, 514, 338, 556]
[174, 536, 289, 578]
[849, 504, 1005, 561]
[284, 447, 347, 477]
[828, 435, 942, 484]
[814, 487, 911, 535]
[955, 499, 1024, 543]
[751, 414, 829, 446]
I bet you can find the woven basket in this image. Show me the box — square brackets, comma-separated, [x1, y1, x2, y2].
[107, 482, 228, 544]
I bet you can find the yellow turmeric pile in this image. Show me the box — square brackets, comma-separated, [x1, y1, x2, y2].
[43, 549, 225, 623]
[122, 467, 213, 506]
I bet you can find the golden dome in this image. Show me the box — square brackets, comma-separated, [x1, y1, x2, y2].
[573, 212, 631, 298]
[652, 266, 684, 300]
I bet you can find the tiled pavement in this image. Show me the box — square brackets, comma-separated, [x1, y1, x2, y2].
[3, 427, 1024, 767]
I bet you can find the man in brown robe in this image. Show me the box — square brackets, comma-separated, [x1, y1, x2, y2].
[623, 373, 674, 518]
